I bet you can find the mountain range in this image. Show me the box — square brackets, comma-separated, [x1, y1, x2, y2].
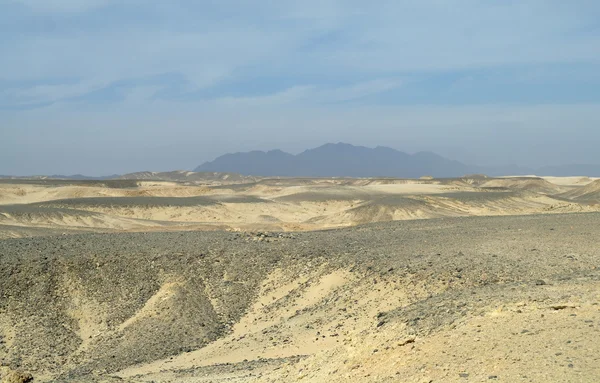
[4, 143, 600, 180]
[195, 143, 600, 178]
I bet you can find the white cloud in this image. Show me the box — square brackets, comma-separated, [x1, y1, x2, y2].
[2, 0, 600, 174]
[313, 79, 404, 103]
[4, 1, 599, 86]
[291, 1, 600, 72]
[211, 78, 404, 108]
[0, 80, 109, 107]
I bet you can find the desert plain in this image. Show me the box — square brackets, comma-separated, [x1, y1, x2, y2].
[1, 173, 600, 382]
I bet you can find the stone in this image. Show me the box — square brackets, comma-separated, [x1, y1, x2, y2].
[1, 370, 34, 383]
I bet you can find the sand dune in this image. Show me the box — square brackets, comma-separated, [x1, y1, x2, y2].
[542, 176, 597, 186]
[2, 175, 600, 382]
[2, 176, 600, 238]
[559, 179, 600, 201]
[480, 177, 565, 194]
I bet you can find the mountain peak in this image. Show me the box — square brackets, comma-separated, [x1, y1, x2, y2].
[301, 142, 362, 153]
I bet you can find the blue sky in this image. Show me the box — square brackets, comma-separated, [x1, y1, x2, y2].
[1, 0, 600, 175]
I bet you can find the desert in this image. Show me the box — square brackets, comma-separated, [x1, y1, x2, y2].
[1, 173, 600, 382]
[4, 2, 600, 381]
[1, 174, 599, 238]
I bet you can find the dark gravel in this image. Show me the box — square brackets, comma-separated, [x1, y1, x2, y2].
[0, 213, 599, 381]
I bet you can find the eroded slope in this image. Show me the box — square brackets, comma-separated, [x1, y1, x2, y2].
[1, 213, 599, 382]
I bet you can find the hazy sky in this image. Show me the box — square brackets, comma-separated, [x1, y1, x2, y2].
[2, 1, 600, 175]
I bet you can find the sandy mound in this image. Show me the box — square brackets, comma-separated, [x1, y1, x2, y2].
[3, 176, 600, 238]
[0, 205, 164, 232]
[560, 179, 600, 201]
[542, 176, 596, 186]
[0, 181, 221, 206]
[480, 177, 564, 194]
[305, 191, 594, 227]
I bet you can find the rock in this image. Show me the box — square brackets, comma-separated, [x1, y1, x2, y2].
[459, 372, 469, 378]
[1, 370, 33, 383]
[550, 304, 575, 310]
[398, 337, 416, 346]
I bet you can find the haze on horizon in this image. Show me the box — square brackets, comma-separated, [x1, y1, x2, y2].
[1, 1, 600, 176]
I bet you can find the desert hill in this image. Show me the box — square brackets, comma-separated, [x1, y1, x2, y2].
[116, 170, 259, 183]
[480, 177, 564, 195]
[2, 174, 600, 381]
[560, 179, 600, 201]
[1, 214, 599, 382]
[2, 176, 600, 238]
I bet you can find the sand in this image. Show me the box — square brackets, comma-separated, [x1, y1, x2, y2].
[1, 176, 599, 238]
[2, 214, 600, 382]
[2, 175, 600, 382]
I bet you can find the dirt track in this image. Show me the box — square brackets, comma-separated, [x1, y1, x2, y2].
[1, 213, 599, 382]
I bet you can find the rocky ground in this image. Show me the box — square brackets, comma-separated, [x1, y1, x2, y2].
[1, 213, 599, 382]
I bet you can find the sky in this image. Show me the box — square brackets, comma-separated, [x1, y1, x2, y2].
[1, 0, 600, 175]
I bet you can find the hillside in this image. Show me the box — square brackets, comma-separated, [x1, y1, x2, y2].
[480, 177, 564, 195]
[1, 214, 600, 382]
[561, 179, 600, 201]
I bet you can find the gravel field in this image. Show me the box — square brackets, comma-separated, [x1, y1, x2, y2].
[1, 213, 599, 382]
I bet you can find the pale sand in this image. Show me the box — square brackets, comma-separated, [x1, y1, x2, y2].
[1, 176, 600, 239]
[542, 176, 598, 186]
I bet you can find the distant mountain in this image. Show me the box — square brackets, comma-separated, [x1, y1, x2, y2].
[195, 143, 474, 178]
[193, 150, 297, 178]
[195, 143, 600, 178]
[4, 144, 600, 180]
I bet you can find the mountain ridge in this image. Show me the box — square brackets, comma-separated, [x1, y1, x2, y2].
[4, 144, 600, 179]
[195, 143, 600, 178]
[195, 142, 476, 178]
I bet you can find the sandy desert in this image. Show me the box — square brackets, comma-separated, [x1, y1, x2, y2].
[5, 0, 600, 381]
[1, 173, 600, 382]
[1, 173, 600, 238]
